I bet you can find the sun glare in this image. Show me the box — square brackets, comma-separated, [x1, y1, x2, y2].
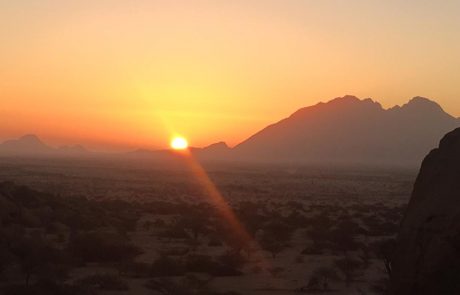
[170, 136, 188, 150]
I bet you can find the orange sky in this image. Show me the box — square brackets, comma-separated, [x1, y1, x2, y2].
[1, 1, 460, 151]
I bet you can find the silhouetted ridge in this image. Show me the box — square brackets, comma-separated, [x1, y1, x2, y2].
[396, 96, 450, 116]
[289, 95, 383, 120]
[233, 95, 459, 166]
[328, 95, 381, 107]
[191, 141, 231, 160]
[406, 96, 442, 109]
[203, 141, 229, 151]
[328, 95, 361, 105]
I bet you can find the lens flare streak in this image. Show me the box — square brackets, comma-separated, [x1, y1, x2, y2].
[178, 150, 273, 271]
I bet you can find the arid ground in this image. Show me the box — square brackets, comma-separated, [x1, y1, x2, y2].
[0, 157, 415, 294]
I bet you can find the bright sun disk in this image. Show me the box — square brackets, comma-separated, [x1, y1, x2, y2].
[170, 136, 188, 150]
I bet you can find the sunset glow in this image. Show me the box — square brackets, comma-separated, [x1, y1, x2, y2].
[1, 1, 460, 151]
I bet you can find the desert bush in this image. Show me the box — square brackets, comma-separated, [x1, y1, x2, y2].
[159, 246, 190, 257]
[185, 254, 242, 276]
[301, 241, 326, 255]
[311, 266, 339, 291]
[371, 278, 391, 294]
[306, 226, 331, 245]
[142, 220, 154, 231]
[145, 277, 190, 295]
[158, 224, 191, 240]
[334, 256, 363, 287]
[268, 266, 284, 277]
[19, 209, 42, 228]
[259, 234, 287, 258]
[119, 261, 151, 278]
[236, 201, 266, 235]
[207, 235, 223, 247]
[372, 238, 396, 276]
[284, 211, 308, 229]
[301, 275, 320, 292]
[2, 279, 87, 295]
[75, 273, 129, 291]
[217, 251, 246, 272]
[145, 274, 222, 295]
[222, 230, 252, 256]
[69, 231, 141, 264]
[329, 228, 361, 254]
[150, 256, 186, 277]
[154, 218, 167, 227]
[263, 221, 294, 242]
[175, 211, 211, 240]
[9, 236, 66, 285]
[185, 254, 214, 273]
[309, 213, 334, 230]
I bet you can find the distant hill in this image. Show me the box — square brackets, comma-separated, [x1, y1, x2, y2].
[0, 134, 53, 155]
[192, 141, 231, 160]
[128, 141, 231, 161]
[232, 95, 460, 167]
[0, 134, 89, 157]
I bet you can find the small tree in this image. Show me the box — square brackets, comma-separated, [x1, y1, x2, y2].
[259, 234, 286, 259]
[150, 256, 185, 277]
[76, 273, 129, 291]
[312, 266, 339, 291]
[334, 256, 362, 287]
[146, 274, 214, 295]
[9, 237, 60, 286]
[377, 238, 396, 277]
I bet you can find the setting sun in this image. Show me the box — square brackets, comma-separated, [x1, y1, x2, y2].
[170, 136, 189, 150]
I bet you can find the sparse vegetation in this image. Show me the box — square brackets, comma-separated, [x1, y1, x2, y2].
[0, 162, 410, 294]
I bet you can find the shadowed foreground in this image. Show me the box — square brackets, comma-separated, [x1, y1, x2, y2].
[392, 127, 460, 294]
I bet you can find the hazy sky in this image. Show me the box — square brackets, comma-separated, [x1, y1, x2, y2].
[1, 0, 460, 150]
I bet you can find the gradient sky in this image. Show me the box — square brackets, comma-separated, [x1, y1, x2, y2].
[1, 0, 460, 150]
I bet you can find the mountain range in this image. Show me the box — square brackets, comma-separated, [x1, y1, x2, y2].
[233, 95, 460, 166]
[1, 95, 458, 167]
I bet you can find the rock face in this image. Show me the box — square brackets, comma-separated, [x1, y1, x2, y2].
[391, 127, 460, 294]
